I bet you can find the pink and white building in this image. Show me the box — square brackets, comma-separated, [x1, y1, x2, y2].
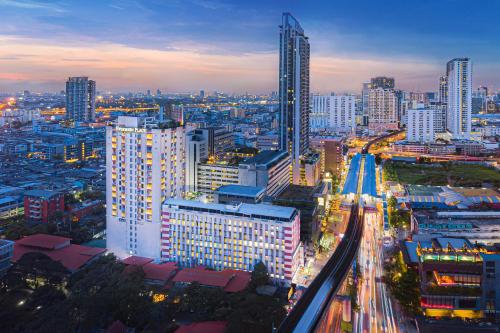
[161, 199, 303, 284]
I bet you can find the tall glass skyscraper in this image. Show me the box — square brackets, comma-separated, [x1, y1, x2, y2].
[278, 13, 310, 184]
[446, 58, 472, 139]
[66, 76, 96, 123]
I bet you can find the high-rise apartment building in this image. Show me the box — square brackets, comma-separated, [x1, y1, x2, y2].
[407, 108, 435, 143]
[370, 76, 395, 89]
[310, 95, 356, 134]
[279, 13, 310, 184]
[161, 199, 303, 283]
[446, 58, 472, 139]
[65, 77, 96, 122]
[438, 76, 448, 104]
[368, 87, 398, 133]
[106, 116, 186, 259]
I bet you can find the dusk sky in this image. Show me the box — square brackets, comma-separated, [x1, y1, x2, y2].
[1, 0, 499, 94]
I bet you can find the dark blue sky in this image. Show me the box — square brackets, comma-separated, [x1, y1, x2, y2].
[0, 0, 499, 93]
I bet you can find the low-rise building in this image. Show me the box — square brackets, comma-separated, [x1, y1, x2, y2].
[24, 189, 64, 223]
[0, 239, 14, 275]
[161, 199, 303, 284]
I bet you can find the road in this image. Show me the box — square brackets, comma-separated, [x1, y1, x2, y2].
[355, 209, 399, 333]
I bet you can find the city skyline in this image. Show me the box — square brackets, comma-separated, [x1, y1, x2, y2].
[1, 0, 500, 94]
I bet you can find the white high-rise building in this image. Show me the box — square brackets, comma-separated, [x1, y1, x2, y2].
[161, 199, 303, 283]
[407, 108, 435, 143]
[310, 95, 356, 133]
[446, 58, 472, 139]
[106, 116, 186, 259]
[368, 87, 398, 133]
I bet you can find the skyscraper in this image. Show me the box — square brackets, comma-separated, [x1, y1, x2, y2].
[65, 77, 96, 122]
[279, 13, 310, 184]
[106, 116, 186, 259]
[446, 58, 472, 139]
[439, 76, 448, 104]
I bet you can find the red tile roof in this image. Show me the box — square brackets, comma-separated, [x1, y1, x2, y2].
[106, 320, 129, 333]
[172, 267, 250, 292]
[172, 267, 232, 288]
[142, 262, 178, 282]
[221, 269, 251, 293]
[13, 234, 106, 272]
[175, 321, 227, 333]
[121, 255, 153, 266]
[15, 234, 70, 250]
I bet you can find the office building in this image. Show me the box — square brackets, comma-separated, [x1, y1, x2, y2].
[446, 58, 472, 139]
[106, 116, 186, 260]
[238, 150, 291, 197]
[256, 134, 280, 151]
[310, 137, 344, 178]
[65, 77, 96, 122]
[361, 82, 371, 126]
[196, 162, 240, 196]
[310, 95, 356, 133]
[161, 199, 303, 283]
[279, 13, 310, 184]
[185, 130, 209, 193]
[368, 87, 398, 133]
[190, 127, 234, 160]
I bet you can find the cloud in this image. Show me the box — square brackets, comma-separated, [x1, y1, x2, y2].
[0, 35, 498, 94]
[0, 0, 66, 13]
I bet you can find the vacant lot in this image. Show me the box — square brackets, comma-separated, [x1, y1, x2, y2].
[384, 161, 500, 187]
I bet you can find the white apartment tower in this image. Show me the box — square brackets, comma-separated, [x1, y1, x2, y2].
[446, 58, 472, 139]
[310, 95, 356, 134]
[407, 109, 435, 143]
[368, 88, 398, 133]
[106, 116, 186, 259]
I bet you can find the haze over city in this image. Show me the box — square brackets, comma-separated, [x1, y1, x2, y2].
[1, 2, 500, 333]
[1, 0, 500, 93]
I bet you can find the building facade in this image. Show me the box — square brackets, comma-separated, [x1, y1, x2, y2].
[310, 95, 356, 134]
[279, 13, 310, 184]
[407, 108, 435, 143]
[161, 199, 303, 283]
[368, 87, 398, 133]
[65, 77, 96, 123]
[106, 116, 186, 259]
[24, 189, 64, 223]
[446, 58, 472, 139]
[238, 150, 291, 198]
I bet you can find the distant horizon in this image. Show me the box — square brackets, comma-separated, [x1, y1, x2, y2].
[1, 1, 499, 94]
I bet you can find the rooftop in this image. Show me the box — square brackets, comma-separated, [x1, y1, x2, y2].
[215, 184, 265, 198]
[13, 234, 106, 271]
[239, 150, 289, 167]
[24, 189, 61, 199]
[163, 199, 297, 221]
[172, 267, 250, 292]
[175, 321, 227, 333]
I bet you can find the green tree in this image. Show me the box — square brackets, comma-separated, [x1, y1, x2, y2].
[250, 262, 269, 288]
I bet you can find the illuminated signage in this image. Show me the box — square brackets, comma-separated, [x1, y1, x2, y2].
[116, 127, 147, 133]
